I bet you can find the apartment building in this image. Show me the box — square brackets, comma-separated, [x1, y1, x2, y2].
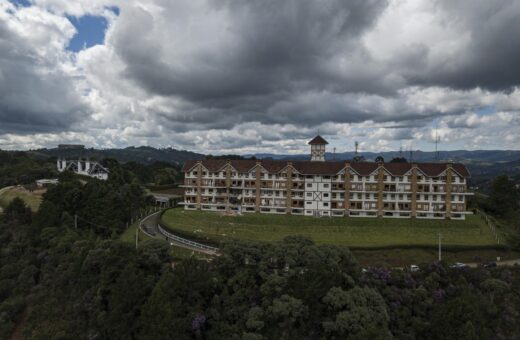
[181, 136, 472, 219]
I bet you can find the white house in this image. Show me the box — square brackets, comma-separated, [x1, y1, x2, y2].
[57, 158, 109, 180]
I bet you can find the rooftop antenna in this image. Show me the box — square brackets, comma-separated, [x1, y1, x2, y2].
[355, 141, 359, 156]
[333, 147, 336, 160]
[434, 125, 440, 161]
[399, 143, 403, 157]
[409, 144, 413, 162]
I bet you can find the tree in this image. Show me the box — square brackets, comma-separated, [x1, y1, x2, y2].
[352, 155, 365, 163]
[322, 286, 390, 338]
[390, 157, 408, 163]
[486, 176, 519, 216]
[3, 197, 31, 225]
[375, 156, 385, 163]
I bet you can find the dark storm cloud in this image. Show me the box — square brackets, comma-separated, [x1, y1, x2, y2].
[408, 0, 520, 91]
[107, 0, 520, 134]
[114, 0, 389, 100]
[109, 0, 393, 129]
[0, 14, 88, 134]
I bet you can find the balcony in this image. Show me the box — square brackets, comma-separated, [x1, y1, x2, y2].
[331, 183, 345, 191]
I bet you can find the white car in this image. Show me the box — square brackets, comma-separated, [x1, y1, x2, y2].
[450, 262, 467, 269]
[410, 265, 420, 272]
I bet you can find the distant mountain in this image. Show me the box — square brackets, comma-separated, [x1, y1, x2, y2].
[24, 146, 520, 187]
[247, 150, 520, 187]
[32, 146, 204, 165]
[248, 150, 520, 163]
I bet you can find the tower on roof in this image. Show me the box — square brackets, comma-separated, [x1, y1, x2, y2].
[308, 135, 328, 162]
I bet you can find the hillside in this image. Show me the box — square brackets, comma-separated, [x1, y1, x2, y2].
[5, 146, 520, 188]
[249, 150, 520, 188]
[249, 149, 520, 163]
[33, 146, 204, 165]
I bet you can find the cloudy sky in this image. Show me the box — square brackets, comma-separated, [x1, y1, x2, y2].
[1, 0, 520, 154]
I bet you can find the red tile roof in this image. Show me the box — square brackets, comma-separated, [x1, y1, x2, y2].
[351, 162, 379, 175]
[292, 161, 344, 175]
[308, 135, 328, 145]
[182, 160, 470, 177]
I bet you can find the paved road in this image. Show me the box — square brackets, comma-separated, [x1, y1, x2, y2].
[466, 258, 520, 268]
[139, 210, 218, 256]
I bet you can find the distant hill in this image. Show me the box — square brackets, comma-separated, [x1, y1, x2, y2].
[32, 146, 204, 165]
[248, 150, 520, 188]
[15, 146, 520, 188]
[248, 150, 520, 163]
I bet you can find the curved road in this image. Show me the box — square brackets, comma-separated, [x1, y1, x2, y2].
[139, 210, 219, 256]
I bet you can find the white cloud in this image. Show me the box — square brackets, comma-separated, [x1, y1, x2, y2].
[0, 0, 520, 153]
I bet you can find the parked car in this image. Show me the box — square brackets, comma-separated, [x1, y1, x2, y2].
[483, 261, 497, 268]
[410, 265, 420, 272]
[450, 262, 467, 269]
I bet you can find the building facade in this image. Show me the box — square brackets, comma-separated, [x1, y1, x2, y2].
[181, 136, 472, 219]
[57, 159, 109, 180]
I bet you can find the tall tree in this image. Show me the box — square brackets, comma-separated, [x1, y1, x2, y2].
[487, 175, 519, 216]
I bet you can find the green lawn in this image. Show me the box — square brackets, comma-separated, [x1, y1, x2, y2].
[0, 186, 43, 212]
[161, 208, 497, 248]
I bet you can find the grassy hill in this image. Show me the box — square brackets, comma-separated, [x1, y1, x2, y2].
[0, 186, 43, 212]
[160, 208, 497, 248]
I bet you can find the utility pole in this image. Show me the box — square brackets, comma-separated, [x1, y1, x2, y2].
[438, 232, 442, 262]
[135, 224, 138, 250]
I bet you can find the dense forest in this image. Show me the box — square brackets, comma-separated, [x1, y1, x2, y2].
[1, 150, 520, 338]
[0, 173, 519, 339]
[0, 150, 182, 188]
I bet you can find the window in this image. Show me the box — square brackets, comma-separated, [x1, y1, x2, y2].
[307, 183, 312, 188]
[306, 193, 312, 197]
[324, 193, 329, 198]
[323, 184, 329, 188]
[306, 201, 312, 205]
[323, 202, 329, 207]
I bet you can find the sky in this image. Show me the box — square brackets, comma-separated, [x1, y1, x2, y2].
[0, 0, 520, 154]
